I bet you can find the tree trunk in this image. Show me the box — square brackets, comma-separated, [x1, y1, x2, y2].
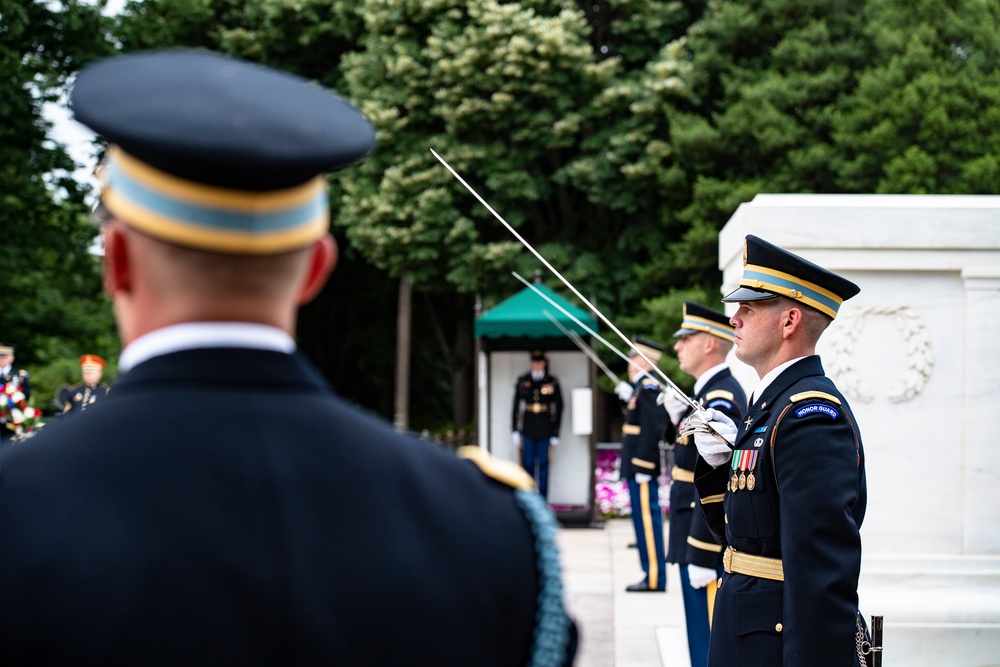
[393, 274, 412, 432]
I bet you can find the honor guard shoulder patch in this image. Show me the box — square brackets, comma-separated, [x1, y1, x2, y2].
[457, 446, 536, 491]
[705, 390, 734, 402]
[794, 403, 841, 420]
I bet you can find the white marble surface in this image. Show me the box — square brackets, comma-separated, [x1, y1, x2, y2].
[719, 194, 1000, 665]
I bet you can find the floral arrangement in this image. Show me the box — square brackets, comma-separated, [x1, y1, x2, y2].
[1, 381, 43, 441]
[594, 449, 671, 519]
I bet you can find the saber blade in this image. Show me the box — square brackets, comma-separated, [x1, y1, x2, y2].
[431, 147, 697, 412]
[542, 309, 621, 385]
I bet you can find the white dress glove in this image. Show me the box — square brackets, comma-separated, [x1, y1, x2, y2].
[512, 431, 522, 447]
[635, 473, 653, 484]
[549, 436, 559, 447]
[689, 408, 737, 468]
[687, 564, 718, 589]
[615, 381, 634, 401]
[663, 393, 690, 424]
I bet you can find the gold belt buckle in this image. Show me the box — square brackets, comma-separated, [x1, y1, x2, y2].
[723, 546, 734, 574]
[532, 403, 542, 414]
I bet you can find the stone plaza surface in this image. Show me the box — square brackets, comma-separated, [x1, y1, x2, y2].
[557, 518, 690, 667]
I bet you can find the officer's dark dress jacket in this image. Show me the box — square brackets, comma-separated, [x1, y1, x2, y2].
[59, 382, 110, 416]
[667, 367, 745, 569]
[694, 356, 866, 667]
[0, 348, 576, 665]
[513, 372, 563, 440]
[621, 374, 667, 478]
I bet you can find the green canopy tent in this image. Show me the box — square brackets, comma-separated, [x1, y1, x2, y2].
[474, 283, 597, 350]
[475, 281, 599, 523]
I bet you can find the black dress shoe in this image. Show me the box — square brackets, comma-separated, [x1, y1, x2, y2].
[625, 580, 665, 592]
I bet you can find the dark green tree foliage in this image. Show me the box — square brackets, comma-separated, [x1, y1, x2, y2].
[834, 0, 1000, 193]
[0, 0, 117, 409]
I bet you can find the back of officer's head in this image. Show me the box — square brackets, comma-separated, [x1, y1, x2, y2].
[71, 49, 376, 331]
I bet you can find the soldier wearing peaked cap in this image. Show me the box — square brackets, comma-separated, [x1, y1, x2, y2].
[688, 235, 868, 667]
[0, 49, 576, 666]
[512, 350, 563, 500]
[620, 337, 669, 592]
[665, 302, 746, 667]
[59, 355, 110, 417]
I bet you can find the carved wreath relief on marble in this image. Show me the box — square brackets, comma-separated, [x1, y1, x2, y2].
[826, 305, 934, 404]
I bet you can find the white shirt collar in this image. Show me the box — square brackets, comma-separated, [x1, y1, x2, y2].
[751, 356, 807, 405]
[694, 362, 729, 396]
[119, 322, 296, 372]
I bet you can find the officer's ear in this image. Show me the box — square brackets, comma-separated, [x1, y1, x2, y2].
[101, 222, 132, 298]
[780, 305, 805, 340]
[296, 234, 338, 305]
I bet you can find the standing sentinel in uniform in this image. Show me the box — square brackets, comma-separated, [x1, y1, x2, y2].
[0, 49, 577, 666]
[512, 350, 563, 500]
[688, 235, 866, 667]
[59, 354, 110, 417]
[619, 337, 669, 592]
[0, 344, 30, 445]
[664, 302, 746, 667]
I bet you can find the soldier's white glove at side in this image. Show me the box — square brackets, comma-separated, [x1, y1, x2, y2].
[512, 431, 522, 447]
[550, 437, 559, 447]
[690, 408, 737, 468]
[615, 381, 634, 401]
[635, 473, 653, 484]
[687, 564, 718, 589]
[663, 393, 690, 424]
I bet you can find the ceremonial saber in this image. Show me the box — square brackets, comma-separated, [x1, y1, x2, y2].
[431, 147, 697, 413]
[541, 309, 622, 386]
[513, 272, 653, 384]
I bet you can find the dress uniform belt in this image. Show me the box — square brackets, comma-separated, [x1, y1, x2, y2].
[722, 546, 784, 581]
[622, 424, 641, 436]
[526, 403, 549, 414]
[670, 465, 694, 483]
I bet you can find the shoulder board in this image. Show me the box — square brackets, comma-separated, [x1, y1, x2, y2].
[705, 389, 734, 402]
[457, 446, 535, 491]
[790, 390, 841, 405]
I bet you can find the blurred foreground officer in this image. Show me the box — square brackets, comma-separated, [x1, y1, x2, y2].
[689, 235, 866, 667]
[620, 338, 668, 592]
[512, 349, 563, 499]
[59, 354, 110, 416]
[666, 302, 746, 667]
[0, 49, 576, 666]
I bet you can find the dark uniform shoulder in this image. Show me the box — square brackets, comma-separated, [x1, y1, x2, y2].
[457, 446, 536, 491]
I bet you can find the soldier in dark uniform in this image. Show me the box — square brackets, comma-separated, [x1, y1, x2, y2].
[0, 344, 30, 445]
[59, 354, 110, 417]
[0, 49, 577, 665]
[689, 235, 866, 667]
[620, 337, 669, 592]
[512, 350, 563, 499]
[663, 302, 746, 667]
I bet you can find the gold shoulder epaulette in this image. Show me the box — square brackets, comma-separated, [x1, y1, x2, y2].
[705, 390, 734, 402]
[457, 446, 536, 491]
[790, 390, 842, 405]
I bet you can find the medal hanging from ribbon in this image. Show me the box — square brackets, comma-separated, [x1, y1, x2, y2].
[729, 449, 760, 492]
